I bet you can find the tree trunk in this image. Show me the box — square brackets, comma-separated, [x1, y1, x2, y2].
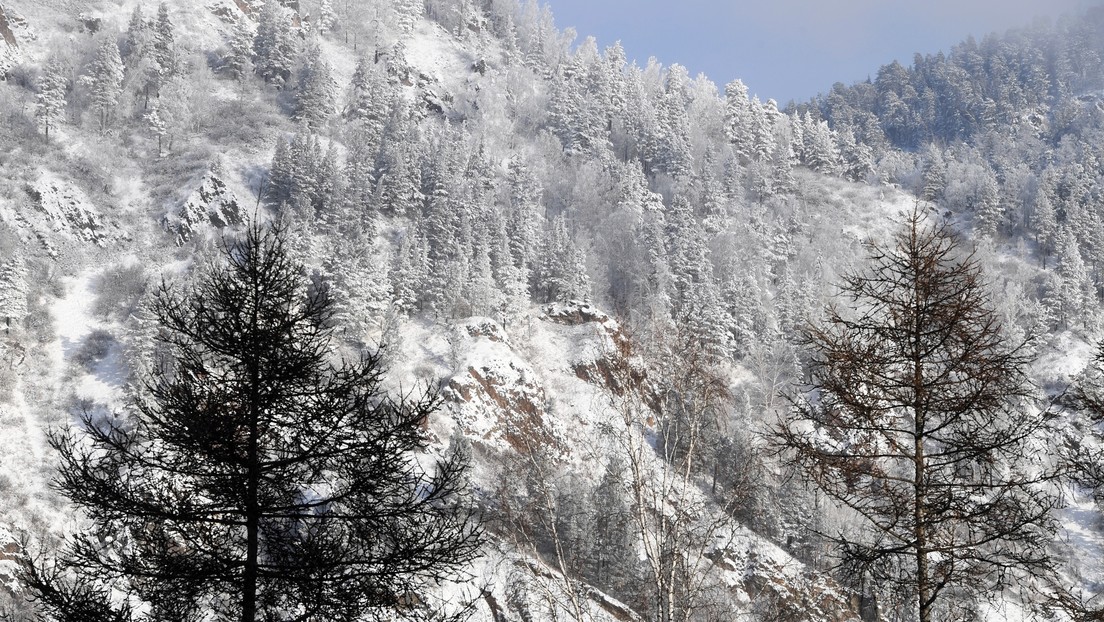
[243, 299, 261, 622]
[915, 433, 930, 622]
[243, 468, 259, 622]
[912, 232, 931, 622]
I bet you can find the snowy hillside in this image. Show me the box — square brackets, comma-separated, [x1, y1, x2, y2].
[0, 0, 1102, 620]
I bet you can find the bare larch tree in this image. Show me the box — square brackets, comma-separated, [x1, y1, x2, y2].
[774, 210, 1059, 621]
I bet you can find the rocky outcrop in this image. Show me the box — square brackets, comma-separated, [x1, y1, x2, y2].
[2, 173, 126, 253]
[0, 527, 21, 598]
[165, 163, 244, 245]
[0, 5, 16, 48]
[443, 319, 557, 454]
[0, 4, 27, 78]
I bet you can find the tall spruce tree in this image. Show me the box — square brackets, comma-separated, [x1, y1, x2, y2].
[295, 42, 335, 130]
[83, 38, 125, 132]
[151, 3, 176, 89]
[21, 223, 483, 622]
[254, 1, 297, 88]
[35, 58, 68, 142]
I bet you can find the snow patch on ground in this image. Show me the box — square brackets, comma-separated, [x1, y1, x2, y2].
[405, 19, 473, 88]
[1036, 331, 1096, 390]
[51, 268, 126, 410]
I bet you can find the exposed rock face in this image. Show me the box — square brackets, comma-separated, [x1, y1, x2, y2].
[208, 0, 256, 22]
[0, 173, 126, 253]
[442, 318, 557, 453]
[0, 527, 21, 599]
[0, 4, 22, 78]
[165, 165, 244, 245]
[425, 304, 862, 622]
[0, 6, 16, 48]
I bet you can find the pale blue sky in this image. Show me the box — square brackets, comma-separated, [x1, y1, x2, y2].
[543, 0, 1101, 105]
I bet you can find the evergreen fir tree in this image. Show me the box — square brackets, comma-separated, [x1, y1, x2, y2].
[267, 136, 294, 205]
[836, 126, 874, 182]
[801, 112, 840, 174]
[586, 458, 636, 596]
[222, 23, 255, 83]
[391, 229, 430, 314]
[1035, 190, 1059, 269]
[920, 144, 947, 203]
[83, 38, 125, 132]
[534, 213, 591, 303]
[723, 79, 754, 162]
[0, 256, 27, 333]
[121, 5, 148, 64]
[254, 1, 297, 88]
[144, 101, 167, 157]
[151, 3, 177, 87]
[20, 223, 483, 622]
[35, 58, 68, 142]
[1056, 226, 1094, 329]
[295, 41, 335, 130]
[317, 0, 338, 36]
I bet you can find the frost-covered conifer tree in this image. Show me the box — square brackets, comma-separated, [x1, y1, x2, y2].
[317, 0, 337, 35]
[375, 105, 424, 218]
[341, 126, 380, 228]
[222, 22, 254, 83]
[657, 65, 693, 177]
[919, 144, 947, 202]
[748, 97, 776, 162]
[666, 196, 725, 348]
[466, 228, 502, 318]
[254, 1, 297, 88]
[506, 159, 542, 284]
[837, 126, 874, 182]
[295, 42, 335, 130]
[1034, 189, 1059, 269]
[973, 165, 1003, 239]
[1055, 226, 1094, 329]
[801, 112, 840, 174]
[533, 213, 591, 303]
[83, 38, 125, 132]
[287, 129, 321, 212]
[35, 58, 68, 142]
[121, 5, 148, 64]
[346, 56, 393, 129]
[267, 136, 294, 206]
[490, 211, 528, 324]
[723, 79, 754, 162]
[0, 256, 28, 333]
[151, 3, 176, 87]
[584, 458, 636, 596]
[313, 141, 345, 219]
[391, 229, 430, 314]
[144, 101, 167, 157]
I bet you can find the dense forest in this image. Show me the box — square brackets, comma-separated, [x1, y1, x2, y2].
[0, 0, 1104, 620]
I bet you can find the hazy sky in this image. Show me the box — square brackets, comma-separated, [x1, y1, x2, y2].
[542, 0, 1102, 104]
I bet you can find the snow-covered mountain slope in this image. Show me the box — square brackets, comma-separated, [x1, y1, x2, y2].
[0, 0, 1101, 620]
